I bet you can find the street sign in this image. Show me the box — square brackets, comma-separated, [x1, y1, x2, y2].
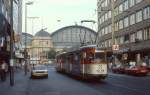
[10, 59, 14, 66]
[112, 45, 119, 51]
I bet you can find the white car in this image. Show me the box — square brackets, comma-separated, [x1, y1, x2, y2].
[31, 65, 48, 78]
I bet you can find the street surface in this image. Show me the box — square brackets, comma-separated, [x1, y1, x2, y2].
[0, 65, 150, 95]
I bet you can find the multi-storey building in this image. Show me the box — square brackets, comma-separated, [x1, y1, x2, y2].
[97, 0, 150, 66]
[13, 0, 23, 60]
[0, 0, 23, 63]
[0, 0, 11, 60]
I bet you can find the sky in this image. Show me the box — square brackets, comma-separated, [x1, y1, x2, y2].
[22, 0, 97, 35]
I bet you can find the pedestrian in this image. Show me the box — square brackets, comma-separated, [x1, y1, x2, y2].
[0, 60, 8, 81]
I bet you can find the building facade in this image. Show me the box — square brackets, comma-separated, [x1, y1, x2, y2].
[97, 0, 150, 66]
[21, 33, 33, 48]
[0, 0, 22, 62]
[30, 29, 53, 64]
[0, 0, 11, 60]
[51, 25, 96, 51]
[13, 0, 23, 60]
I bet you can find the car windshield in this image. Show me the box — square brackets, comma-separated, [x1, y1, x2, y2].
[34, 65, 47, 70]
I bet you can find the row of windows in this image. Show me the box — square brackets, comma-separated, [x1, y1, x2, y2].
[114, 6, 150, 31]
[114, 0, 143, 16]
[99, 6, 150, 37]
[98, 0, 143, 25]
[99, 27, 150, 48]
[0, 0, 11, 23]
[98, 24, 112, 36]
[99, 11, 111, 24]
[53, 30, 95, 43]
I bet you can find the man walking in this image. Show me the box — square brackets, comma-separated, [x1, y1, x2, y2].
[0, 60, 8, 81]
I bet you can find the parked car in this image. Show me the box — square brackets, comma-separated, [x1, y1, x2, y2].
[124, 66, 149, 76]
[112, 64, 125, 73]
[31, 65, 48, 78]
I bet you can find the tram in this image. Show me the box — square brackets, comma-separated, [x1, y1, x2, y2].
[56, 45, 108, 80]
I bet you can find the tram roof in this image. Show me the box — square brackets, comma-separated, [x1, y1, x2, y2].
[80, 44, 97, 49]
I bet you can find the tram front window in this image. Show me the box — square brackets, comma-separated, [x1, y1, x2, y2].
[95, 53, 105, 62]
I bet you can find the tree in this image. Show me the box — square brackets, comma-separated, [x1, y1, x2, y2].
[48, 49, 56, 59]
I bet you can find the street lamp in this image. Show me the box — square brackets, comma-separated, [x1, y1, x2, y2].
[24, 1, 33, 75]
[27, 17, 39, 64]
[10, 0, 14, 86]
[27, 17, 39, 35]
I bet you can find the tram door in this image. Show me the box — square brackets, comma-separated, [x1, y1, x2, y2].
[72, 53, 81, 75]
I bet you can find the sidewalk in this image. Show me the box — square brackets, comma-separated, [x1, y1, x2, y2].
[0, 70, 30, 95]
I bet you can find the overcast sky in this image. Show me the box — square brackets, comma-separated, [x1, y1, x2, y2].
[22, 0, 97, 35]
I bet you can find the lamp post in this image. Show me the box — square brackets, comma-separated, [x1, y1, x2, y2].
[27, 17, 39, 35]
[10, 0, 14, 86]
[111, 0, 116, 66]
[24, 1, 33, 75]
[27, 17, 39, 65]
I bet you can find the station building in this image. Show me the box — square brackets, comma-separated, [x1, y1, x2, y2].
[51, 25, 97, 51]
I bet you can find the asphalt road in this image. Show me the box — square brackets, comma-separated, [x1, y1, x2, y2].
[0, 66, 150, 95]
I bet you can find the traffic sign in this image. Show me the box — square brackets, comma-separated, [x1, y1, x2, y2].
[112, 45, 119, 51]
